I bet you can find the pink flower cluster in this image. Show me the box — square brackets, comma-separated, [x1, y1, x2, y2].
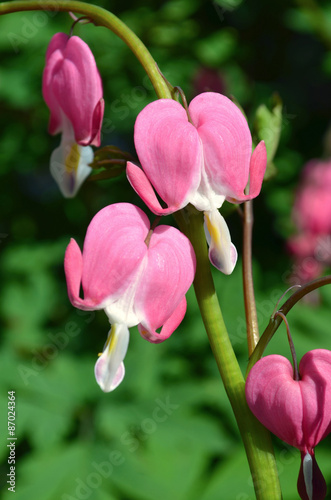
[127, 93, 267, 274]
[287, 159, 331, 284]
[43, 30, 331, 498]
[42, 32, 268, 392]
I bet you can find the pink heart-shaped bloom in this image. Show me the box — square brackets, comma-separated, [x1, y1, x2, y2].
[245, 350, 331, 451]
[246, 349, 331, 500]
[43, 32, 104, 147]
[127, 92, 267, 274]
[64, 203, 196, 391]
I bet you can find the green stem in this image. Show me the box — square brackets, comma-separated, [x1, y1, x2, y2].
[0, 0, 171, 99]
[246, 275, 331, 376]
[242, 200, 260, 355]
[274, 311, 299, 381]
[176, 207, 282, 500]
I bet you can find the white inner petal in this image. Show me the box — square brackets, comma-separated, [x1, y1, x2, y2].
[50, 121, 93, 198]
[204, 209, 237, 274]
[94, 323, 130, 392]
[103, 255, 148, 327]
[190, 162, 226, 212]
[303, 451, 313, 500]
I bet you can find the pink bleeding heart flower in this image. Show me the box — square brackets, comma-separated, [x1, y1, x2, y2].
[287, 159, 331, 285]
[64, 202, 196, 392]
[292, 159, 331, 236]
[245, 350, 331, 500]
[42, 32, 104, 197]
[127, 92, 267, 274]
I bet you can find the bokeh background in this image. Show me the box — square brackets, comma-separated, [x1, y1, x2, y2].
[1, 0, 331, 499]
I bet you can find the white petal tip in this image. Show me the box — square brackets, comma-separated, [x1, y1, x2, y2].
[95, 359, 125, 392]
[94, 324, 129, 393]
[204, 210, 238, 274]
[50, 141, 93, 198]
[303, 451, 313, 500]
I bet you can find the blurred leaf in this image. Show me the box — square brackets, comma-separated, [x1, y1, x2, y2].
[2, 442, 117, 500]
[213, 0, 243, 9]
[195, 30, 236, 67]
[160, 0, 200, 21]
[149, 20, 198, 47]
[255, 97, 282, 178]
[200, 447, 254, 500]
[112, 422, 207, 500]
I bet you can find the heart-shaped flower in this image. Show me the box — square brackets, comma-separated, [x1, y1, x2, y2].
[43, 32, 104, 197]
[64, 202, 196, 392]
[245, 349, 331, 500]
[127, 92, 267, 274]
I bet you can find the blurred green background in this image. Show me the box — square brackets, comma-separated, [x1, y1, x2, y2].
[1, 0, 331, 499]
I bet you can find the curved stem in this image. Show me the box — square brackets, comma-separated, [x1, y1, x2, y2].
[246, 275, 331, 376]
[0, 0, 172, 99]
[176, 207, 282, 500]
[242, 200, 259, 355]
[274, 311, 299, 380]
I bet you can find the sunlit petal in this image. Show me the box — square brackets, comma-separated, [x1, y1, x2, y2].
[204, 209, 237, 274]
[94, 323, 129, 392]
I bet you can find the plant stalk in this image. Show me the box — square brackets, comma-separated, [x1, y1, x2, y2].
[0, 0, 172, 99]
[246, 275, 331, 376]
[176, 207, 282, 500]
[242, 200, 260, 355]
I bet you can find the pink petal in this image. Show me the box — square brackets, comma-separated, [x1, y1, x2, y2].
[243, 140, 267, 200]
[65, 203, 149, 309]
[64, 238, 97, 310]
[189, 92, 253, 199]
[299, 349, 331, 448]
[135, 225, 196, 334]
[138, 296, 187, 343]
[189, 93, 267, 202]
[245, 350, 331, 451]
[226, 140, 267, 203]
[245, 355, 304, 448]
[126, 162, 175, 215]
[42, 33, 69, 136]
[43, 33, 104, 146]
[90, 98, 105, 147]
[132, 99, 201, 213]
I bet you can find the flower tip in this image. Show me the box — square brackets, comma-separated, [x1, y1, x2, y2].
[298, 451, 327, 500]
[95, 358, 125, 392]
[209, 242, 238, 275]
[204, 210, 238, 274]
[248, 140, 267, 198]
[94, 324, 130, 393]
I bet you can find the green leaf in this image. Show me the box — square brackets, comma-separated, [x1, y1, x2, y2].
[200, 447, 254, 500]
[194, 30, 236, 67]
[255, 97, 283, 178]
[2, 442, 117, 500]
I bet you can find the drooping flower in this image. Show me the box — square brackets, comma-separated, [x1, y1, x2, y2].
[64, 203, 196, 392]
[42, 32, 104, 197]
[245, 350, 331, 500]
[127, 92, 267, 274]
